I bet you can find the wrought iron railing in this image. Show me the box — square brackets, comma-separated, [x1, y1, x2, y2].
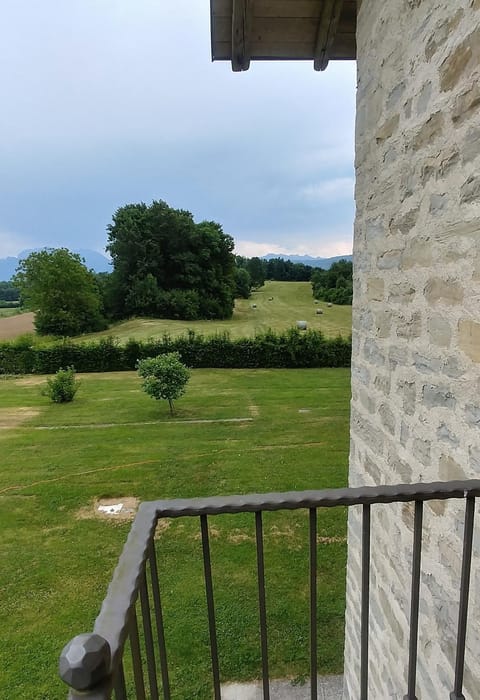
[59, 480, 480, 699]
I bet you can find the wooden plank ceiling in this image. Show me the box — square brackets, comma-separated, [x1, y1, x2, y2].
[210, 0, 356, 71]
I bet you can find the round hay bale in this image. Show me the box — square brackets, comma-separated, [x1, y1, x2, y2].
[316, 308, 323, 315]
[296, 320, 307, 330]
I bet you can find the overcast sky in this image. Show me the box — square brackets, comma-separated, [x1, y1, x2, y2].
[0, 0, 356, 260]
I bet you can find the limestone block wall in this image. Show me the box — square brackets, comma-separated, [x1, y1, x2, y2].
[343, 1, 480, 697]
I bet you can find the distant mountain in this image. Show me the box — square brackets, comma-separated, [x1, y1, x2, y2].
[0, 257, 19, 282]
[0, 248, 111, 281]
[262, 253, 352, 269]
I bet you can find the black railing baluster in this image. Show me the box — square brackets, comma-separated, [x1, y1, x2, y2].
[148, 540, 171, 700]
[140, 569, 159, 700]
[129, 606, 146, 700]
[360, 504, 371, 700]
[200, 514, 221, 700]
[404, 501, 423, 700]
[450, 496, 475, 700]
[309, 508, 318, 700]
[113, 660, 127, 700]
[255, 511, 270, 700]
[59, 480, 480, 700]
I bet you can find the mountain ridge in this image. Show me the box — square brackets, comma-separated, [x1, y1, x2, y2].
[262, 253, 352, 268]
[1, 249, 352, 281]
[0, 248, 111, 280]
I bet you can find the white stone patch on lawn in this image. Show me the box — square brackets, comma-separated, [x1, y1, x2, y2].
[76, 497, 139, 521]
[98, 503, 124, 515]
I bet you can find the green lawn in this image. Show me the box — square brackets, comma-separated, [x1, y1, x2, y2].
[0, 368, 350, 699]
[0, 306, 22, 318]
[80, 281, 352, 342]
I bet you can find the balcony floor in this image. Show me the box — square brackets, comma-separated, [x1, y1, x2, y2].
[221, 675, 344, 699]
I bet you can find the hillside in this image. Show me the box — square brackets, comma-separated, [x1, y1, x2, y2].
[81, 281, 352, 342]
[0, 282, 352, 343]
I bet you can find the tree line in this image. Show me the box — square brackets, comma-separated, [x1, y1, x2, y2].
[311, 259, 353, 305]
[10, 197, 353, 336]
[0, 281, 20, 307]
[234, 256, 314, 297]
[13, 200, 237, 336]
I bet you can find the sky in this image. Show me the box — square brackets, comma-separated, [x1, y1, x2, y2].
[0, 0, 356, 260]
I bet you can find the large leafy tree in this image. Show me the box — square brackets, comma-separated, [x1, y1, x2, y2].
[234, 267, 251, 298]
[245, 256, 265, 288]
[106, 200, 236, 320]
[13, 248, 106, 336]
[311, 259, 353, 305]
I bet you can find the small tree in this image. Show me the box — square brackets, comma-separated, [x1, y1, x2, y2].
[137, 352, 190, 415]
[43, 367, 79, 403]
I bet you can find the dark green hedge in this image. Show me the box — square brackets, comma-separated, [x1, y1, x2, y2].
[0, 329, 351, 375]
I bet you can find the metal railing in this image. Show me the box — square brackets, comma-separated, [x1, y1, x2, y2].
[59, 480, 480, 699]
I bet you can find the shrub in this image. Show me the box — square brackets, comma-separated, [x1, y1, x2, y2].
[0, 329, 351, 375]
[43, 366, 79, 403]
[137, 352, 190, 415]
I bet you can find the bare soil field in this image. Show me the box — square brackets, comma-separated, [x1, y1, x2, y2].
[0, 312, 35, 340]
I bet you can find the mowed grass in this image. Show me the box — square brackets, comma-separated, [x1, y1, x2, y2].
[0, 306, 23, 318]
[0, 368, 350, 699]
[81, 281, 352, 342]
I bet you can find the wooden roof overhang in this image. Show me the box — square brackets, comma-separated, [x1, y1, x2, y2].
[210, 0, 357, 71]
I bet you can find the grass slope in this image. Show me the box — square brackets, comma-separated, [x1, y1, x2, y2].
[81, 281, 352, 343]
[0, 308, 21, 318]
[0, 368, 350, 698]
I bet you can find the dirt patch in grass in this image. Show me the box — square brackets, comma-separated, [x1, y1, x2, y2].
[0, 311, 35, 340]
[192, 524, 221, 541]
[228, 529, 255, 544]
[190, 525, 346, 547]
[76, 497, 139, 522]
[153, 518, 172, 539]
[0, 407, 40, 429]
[250, 441, 325, 451]
[317, 536, 346, 544]
[15, 376, 45, 387]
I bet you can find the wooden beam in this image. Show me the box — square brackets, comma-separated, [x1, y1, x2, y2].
[314, 0, 344, 71]
[232, 0, 252, 71]
[253, 0, 322, 18]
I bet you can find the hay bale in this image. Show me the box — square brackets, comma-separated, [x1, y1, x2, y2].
[296, 320, 307, 330]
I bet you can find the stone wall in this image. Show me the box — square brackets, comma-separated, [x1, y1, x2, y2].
[343, 1, 480, 697]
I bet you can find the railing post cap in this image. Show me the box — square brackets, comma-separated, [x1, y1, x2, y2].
[59, 633, 111, 691]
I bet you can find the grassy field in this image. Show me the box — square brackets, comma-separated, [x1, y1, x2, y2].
[0, 368, 350, 698]
[0, 282, 352, 343]
[0, 306, 22, 318]
[81, 281, 352, 342]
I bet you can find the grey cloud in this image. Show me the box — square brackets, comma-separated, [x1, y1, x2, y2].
[0, 0, 355, 256]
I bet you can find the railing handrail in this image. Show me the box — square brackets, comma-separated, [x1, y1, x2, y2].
[60, 479, 480, 698]
[145, 479, 480, 517]
[93, 503, 157, 679]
